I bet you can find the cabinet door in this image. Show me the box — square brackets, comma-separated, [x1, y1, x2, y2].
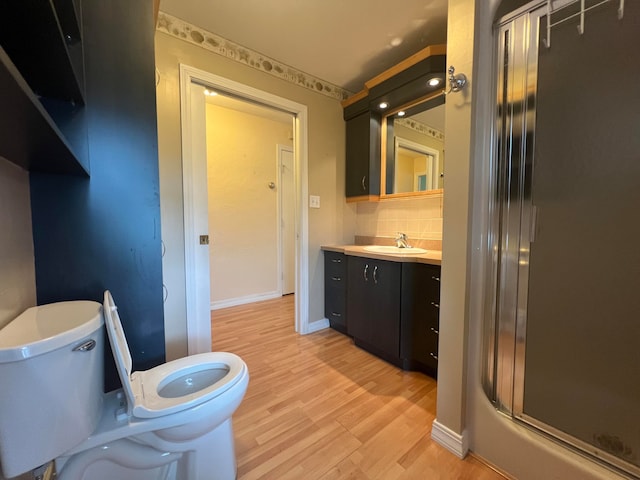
[401, 263, 441, 373]
[345, 112, 381, 198]
[346, 256, 370, 340]
[347, 256, 401, 360]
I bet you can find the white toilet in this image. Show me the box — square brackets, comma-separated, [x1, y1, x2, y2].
[0, 291, 249, 480]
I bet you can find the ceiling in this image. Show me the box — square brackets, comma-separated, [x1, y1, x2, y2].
[159, 0, 448, 93]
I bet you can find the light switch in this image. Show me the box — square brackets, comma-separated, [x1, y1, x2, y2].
[310, 195, 320, 208]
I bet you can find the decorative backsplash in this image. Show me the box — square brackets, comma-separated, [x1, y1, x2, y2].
[157, 12, 352, 101]
[355, 195, 443, 244]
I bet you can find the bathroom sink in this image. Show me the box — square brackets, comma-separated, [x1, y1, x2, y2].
[363, 245, 428, 255]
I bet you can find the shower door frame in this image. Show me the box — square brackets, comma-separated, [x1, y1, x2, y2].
[486, 3, 640, 478]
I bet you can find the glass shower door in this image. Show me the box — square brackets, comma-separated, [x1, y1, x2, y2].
[491, 1, 640, 476]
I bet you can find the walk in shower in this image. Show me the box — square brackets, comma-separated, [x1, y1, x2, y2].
[484, 0, 640, 477]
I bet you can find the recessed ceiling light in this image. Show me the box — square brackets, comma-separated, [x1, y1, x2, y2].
[397, 111, 406, 117]
[390, 37, 403, 47]
[379, 102, 389, 109]
[428, 78, 442, 87]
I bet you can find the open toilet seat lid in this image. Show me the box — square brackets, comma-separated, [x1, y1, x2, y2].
[103, 290, 247, 419]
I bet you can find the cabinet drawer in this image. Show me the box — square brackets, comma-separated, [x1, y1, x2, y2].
[324, 251, 347, 334]
[324, 251, 346, 276]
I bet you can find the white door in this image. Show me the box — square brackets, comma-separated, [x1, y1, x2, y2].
[279, 145, 295, 295]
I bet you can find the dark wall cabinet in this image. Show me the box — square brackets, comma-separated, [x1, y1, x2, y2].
[0, 0, 88, 175]
[341, 45, 446, 203]
[343, 96, 381, 200]
[324, 251, 347, 334]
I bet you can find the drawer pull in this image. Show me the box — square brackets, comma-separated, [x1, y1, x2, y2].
[432, 275, 441, 282]
[430, 352, 439, 361]
[331, 258, 342, 263]
[331, 276, 342, 281]
[431, 301, 440, 309]
[373, 265, 378, 284]
[364, 264, 369, 282]
[331, 312, 342, 317]
[430, 327, 439, 334]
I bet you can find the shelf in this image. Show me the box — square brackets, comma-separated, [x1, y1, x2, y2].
[0, 0, 84, 104]
[0, 47, 88, 176]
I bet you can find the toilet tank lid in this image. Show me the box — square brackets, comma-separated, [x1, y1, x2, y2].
[0, 301, 103, 362]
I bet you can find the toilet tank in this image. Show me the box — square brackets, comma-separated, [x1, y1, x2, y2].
[0, 301, 104, 479]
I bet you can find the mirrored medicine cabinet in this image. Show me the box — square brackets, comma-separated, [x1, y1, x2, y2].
[380, 92, 445, 199]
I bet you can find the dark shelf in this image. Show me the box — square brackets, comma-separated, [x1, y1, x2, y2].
[0, 0, 84, 104]
[0, 47, 88, 176]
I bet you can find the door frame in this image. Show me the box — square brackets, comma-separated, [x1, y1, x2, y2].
[179, 64, 310, 354]
[277, 144, 295, 296]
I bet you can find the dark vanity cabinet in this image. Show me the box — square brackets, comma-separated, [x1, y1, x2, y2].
[324, 251, 348, 334]
[343, 94, 381, 201]
[400, 263, 441, 376]
[346, 256, 402, 365]
[323, 252, 441, 377]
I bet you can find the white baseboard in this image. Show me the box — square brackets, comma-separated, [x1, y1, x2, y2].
[305, 318, 329, 334]
[210, 291, 281, 310]
[431, 419, 469, 459]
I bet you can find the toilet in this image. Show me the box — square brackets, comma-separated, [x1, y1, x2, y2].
[0, 291, 249, 480]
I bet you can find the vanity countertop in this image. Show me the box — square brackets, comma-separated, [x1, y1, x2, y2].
[322, 245, 441, 266]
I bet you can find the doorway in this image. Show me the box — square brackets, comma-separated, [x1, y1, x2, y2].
[179, 65, 310, 355]
[204, 93, 295, 309]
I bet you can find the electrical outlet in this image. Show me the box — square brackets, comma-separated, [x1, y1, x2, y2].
[310, 195, 320, 208]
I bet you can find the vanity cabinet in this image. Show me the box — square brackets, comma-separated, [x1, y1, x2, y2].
[400, 263, 441, 376]
[346, 256, 402, 364]
[343, 93, 381, 201]
[324, 251, 348, 334]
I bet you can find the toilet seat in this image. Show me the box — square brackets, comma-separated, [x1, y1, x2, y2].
[103, 291, 246, 419]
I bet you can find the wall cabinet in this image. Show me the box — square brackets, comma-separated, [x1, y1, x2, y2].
[341, 45, 446, 203]
[0, 0, 88, 175]
[324, 251, 347, 334]
[343, 94, 381, 201]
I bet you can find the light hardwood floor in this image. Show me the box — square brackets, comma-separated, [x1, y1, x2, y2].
[212, 295, 505, 480]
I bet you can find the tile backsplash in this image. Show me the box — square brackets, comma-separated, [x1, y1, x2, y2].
[355, 195, 443, 241]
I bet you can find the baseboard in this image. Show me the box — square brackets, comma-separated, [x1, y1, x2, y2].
[211, 291, 281, 310]
[305, 318, 329, 334]
[431, 419, 469, 459]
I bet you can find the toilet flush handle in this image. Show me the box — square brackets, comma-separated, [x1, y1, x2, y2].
[73, 339, 97, 352]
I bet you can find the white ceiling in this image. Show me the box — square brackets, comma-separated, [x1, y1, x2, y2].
[159, 0, 448, 93]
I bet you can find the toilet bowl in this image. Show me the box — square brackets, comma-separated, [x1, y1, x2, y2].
[0, 291, 249, 480]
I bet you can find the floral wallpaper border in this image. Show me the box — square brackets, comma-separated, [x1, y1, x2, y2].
[157, 12, 352, 101]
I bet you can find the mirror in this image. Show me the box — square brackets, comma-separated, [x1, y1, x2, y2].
[381, 94, 445, 198]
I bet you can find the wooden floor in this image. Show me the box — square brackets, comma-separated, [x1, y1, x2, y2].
[212, 295, 505, 480]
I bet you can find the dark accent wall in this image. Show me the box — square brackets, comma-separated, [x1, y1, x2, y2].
[29, 0, 165, 391]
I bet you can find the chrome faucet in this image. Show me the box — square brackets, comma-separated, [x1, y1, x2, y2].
[395, 232, 411, 248]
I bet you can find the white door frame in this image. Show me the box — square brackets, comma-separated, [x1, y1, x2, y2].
[179, 64, 310, 354]
[277, 144, 295, 295]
